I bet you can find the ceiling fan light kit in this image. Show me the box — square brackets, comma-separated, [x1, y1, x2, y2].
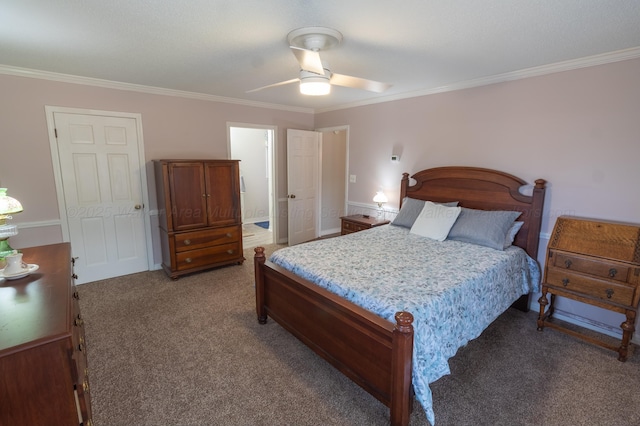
[299, 71, 331, 96]
[247, 26, 391, 97]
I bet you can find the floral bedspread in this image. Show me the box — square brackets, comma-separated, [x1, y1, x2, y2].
[269, 224, 540, 425]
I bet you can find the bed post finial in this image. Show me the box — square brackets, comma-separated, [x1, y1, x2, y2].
[254, 246, 266, 263]
[535, 179, 546, 189]
[395, 311, 414, 333]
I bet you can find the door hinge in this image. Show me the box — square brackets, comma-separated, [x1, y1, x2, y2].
[54, 128, 58, 138]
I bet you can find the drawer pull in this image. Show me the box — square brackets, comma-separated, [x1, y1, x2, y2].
[73, 291, 80, 300]
[609, 268, 617, 278]
[564, 259, 572, 268]
[606, 289, 614, 299]
[78, 343, 85, 352]
[85, 367, 89, 377]
[227, 250, 234, 254]
[226, 233, 232, 238]
[72, 273, 78, 280]
[82, 380, 90, 393]
[185, 258, 192, 263]
[184, 239, 191, 245]
[562, 278, 570, 287]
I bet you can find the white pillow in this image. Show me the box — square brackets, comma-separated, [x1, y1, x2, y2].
[410, 201, 461, 241]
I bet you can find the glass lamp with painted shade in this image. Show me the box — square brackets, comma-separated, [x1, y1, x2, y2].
[373, 190, 388, 218]
[0, 188, 23, 258]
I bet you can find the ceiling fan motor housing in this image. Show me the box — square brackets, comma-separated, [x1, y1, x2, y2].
[287, 27, 343, 51]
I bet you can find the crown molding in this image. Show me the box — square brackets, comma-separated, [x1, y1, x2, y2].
[1, 46, 638, 115]
[0, 64, 314, 114]
[315, 46, 640, 114]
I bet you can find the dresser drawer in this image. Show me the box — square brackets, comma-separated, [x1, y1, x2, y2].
[551, 250, 630, 282]
[176, 242, 242, 270]
[546, 268, 635, 306]
[174, 226, 240, 252]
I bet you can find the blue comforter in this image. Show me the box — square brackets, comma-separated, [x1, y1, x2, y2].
[269, 224, 540, 425]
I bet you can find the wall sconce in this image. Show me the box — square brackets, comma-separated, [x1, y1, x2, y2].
[0, 188, 23, 258]
[373, 190, 388, 218]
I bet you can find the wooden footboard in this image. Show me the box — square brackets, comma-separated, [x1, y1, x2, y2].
[254, 247, 414, 426]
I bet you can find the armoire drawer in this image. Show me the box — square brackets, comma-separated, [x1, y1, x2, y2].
[174, 226, 240, 252]
[176, 243, 242, 270]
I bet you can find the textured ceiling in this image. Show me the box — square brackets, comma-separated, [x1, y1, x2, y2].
[1, 1, 640, 111]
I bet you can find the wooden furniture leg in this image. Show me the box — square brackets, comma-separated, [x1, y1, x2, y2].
[537, 287, 549, 331]
[619, 310, 636, 361]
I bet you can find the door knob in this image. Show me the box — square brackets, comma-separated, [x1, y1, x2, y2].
[288, 194, 296, 199]
[134, 204, 142, 210]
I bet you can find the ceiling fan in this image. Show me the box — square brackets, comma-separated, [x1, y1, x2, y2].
[247, 27, 392, 96]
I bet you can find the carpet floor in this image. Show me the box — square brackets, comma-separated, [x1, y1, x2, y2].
[78, 244, 640, 425]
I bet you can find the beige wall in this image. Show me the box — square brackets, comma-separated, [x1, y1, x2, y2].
[0, 74, 313, 251]
[315, 57, 640, 237]
[315, 57, 640, 337]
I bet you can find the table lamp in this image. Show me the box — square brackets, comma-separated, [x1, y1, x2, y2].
[0, 188, 23, 258]
[373, 190, 388, 218]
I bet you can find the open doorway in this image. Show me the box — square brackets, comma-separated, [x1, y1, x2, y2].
[228, 124, 275, 248]
[318, 126, 348, 237]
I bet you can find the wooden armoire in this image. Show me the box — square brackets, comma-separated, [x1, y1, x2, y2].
[154, 159, 244, 279]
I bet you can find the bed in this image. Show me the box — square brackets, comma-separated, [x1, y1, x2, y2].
[253, 166, 546, 425]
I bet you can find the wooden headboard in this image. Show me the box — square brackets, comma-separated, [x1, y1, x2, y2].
[400, 166, 547, 260]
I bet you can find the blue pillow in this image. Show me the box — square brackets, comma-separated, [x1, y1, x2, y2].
[447, 208, 521, 250]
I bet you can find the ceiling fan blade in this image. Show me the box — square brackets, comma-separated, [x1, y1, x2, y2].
[330, 73, 392, 93]
[246, 78, 299, 93]
[290, 46, 325, 75]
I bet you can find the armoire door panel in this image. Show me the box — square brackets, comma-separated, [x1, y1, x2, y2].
[205, 162, 239, 226]
[168, 162, 208, 230]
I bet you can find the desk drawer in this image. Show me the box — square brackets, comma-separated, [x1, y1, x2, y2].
[546, 268, 635, 306]
[176, 243, 241, 270]
[551, 250, 630, 282]
[174, 226, 240, 252]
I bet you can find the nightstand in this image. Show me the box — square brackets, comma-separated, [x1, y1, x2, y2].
[537, 216, 640, 361]
[340, 214, 390, 235]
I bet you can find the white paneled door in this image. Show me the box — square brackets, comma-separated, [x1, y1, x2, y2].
[52, 111, 149, 284]
[287, 128, 320, 245]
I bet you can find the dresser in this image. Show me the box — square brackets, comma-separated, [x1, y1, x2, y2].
[0, 243, 92, 425]
[154, 159, 245, 279]
[340, 214, 390, 235]
[537, 216, 640, 361]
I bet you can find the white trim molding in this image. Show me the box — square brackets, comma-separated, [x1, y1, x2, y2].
[1, 47, 638, 115]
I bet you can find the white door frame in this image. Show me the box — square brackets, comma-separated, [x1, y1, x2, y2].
[45, 106, 154, 270]
[226, 122, 278, 244]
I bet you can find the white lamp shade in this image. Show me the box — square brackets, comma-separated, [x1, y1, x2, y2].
[373, 191, 388, 204]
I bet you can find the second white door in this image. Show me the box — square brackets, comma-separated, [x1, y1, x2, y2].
[287, 129, 320, 245]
